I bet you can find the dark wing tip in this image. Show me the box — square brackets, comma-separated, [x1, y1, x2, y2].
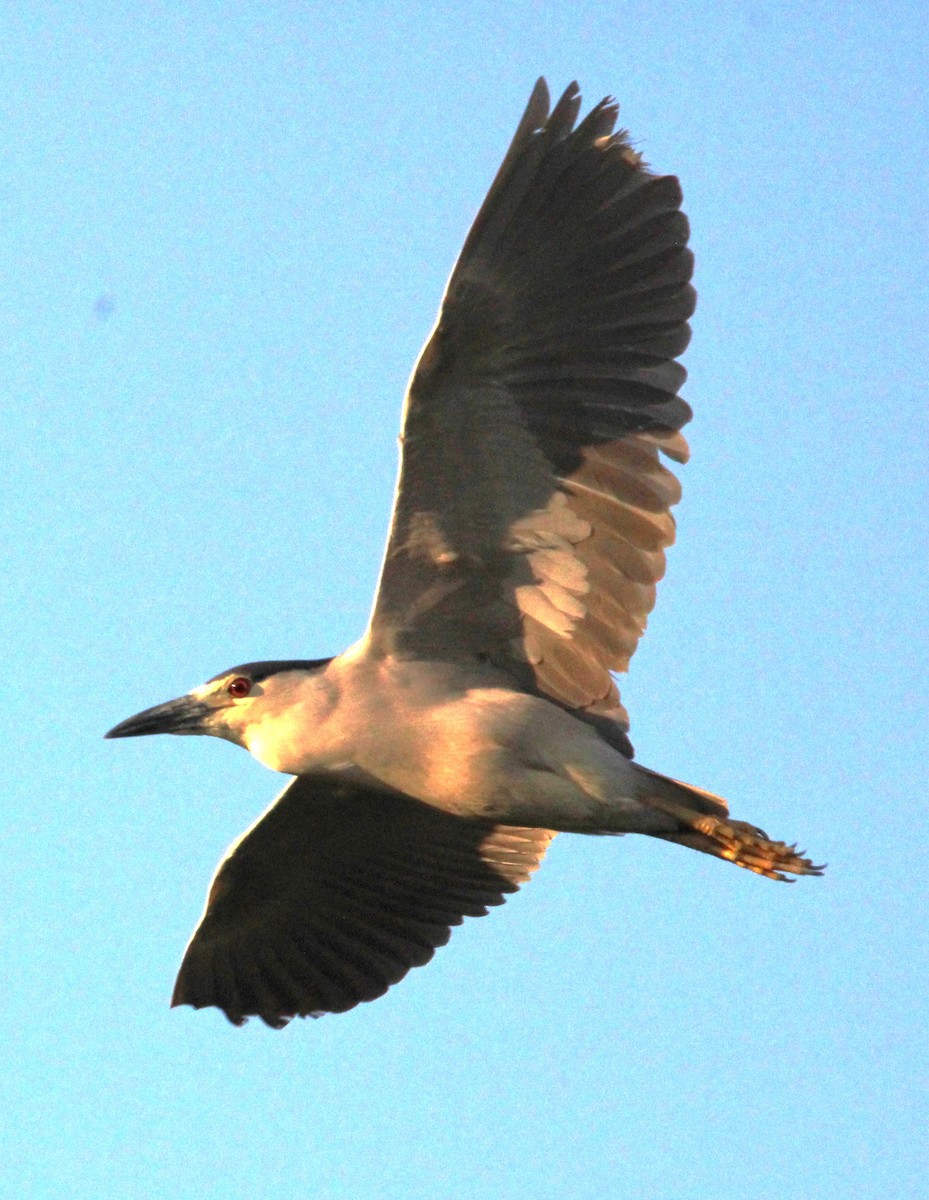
[524, 77, 551, 125]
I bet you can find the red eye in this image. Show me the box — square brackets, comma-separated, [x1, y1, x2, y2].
[227, 677, 252, 698]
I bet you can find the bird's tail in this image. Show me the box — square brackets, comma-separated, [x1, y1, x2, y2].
[631, 764, 824, 882]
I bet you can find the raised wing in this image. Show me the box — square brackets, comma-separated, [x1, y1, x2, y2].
[367, 80, 694, 748]
[172, 775, 553, 1026]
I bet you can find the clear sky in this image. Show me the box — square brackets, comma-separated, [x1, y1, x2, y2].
[3, 4, 927, 1198]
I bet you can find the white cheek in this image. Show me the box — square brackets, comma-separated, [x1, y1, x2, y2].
[242, 719, 290, 773]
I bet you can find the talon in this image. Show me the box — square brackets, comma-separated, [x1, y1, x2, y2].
[641, 790, 823, 880]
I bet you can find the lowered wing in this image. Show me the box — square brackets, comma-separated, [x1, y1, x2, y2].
[172, 774, 553, 1026]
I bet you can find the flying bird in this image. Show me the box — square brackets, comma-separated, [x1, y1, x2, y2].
[107, 79, 823, 1028]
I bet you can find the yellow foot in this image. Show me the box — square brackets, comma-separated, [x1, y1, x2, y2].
[644, 794, 825, 881]
[691, 816, 825, 882]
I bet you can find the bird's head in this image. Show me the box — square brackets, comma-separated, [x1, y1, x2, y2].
[104, 659, 334, 752]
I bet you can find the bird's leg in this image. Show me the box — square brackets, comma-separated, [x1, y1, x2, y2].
[643, 795, 824, 882]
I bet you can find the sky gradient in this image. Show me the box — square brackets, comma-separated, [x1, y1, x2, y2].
[3, 4, 927, 1198]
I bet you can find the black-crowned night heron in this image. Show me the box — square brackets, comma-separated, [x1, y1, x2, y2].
[107, 80, 823, 1029]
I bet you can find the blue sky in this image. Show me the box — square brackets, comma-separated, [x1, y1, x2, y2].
[3, 4, 927, 1198]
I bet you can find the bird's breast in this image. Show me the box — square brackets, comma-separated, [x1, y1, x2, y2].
[242, 653, 633, 827]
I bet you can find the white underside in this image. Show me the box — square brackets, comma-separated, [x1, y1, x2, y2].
[240, 650, 676, 834]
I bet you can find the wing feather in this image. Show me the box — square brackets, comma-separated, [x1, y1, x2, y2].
[172, 775, 553, 1026]
[366, 80, 694, 750]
